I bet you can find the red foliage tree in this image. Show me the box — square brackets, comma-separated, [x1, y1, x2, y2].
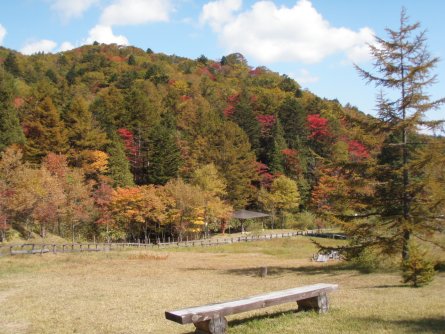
[249, 67, 263, 76]
[223, 93, 240, 118]
[347, 140, 370, 160]
[256, 162, 275, 188]
[42, 152, 69, 179]
[281, 148, 301, 176]
[256, 114, 276, 136]
[93, 181, 114, 242]
[198, 67, 216, 81]
[307, 114, 330, 140]
[117, 128, 137, 159]
[0, 186, 13, 241]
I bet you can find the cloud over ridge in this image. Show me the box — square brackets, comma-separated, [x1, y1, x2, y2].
[201, 0, 374, 64]
[100, 0, 173, 26]
[49, 0, 99, 21]
[0, 24, 6, 45]
[20, 39, 57, 55]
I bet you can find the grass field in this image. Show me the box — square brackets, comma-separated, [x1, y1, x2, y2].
[0, 236, 444, 334]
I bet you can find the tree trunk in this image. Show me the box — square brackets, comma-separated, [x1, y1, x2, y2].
[402, 228, 410, 261]
[220, 219, 227, 234]
[40, 223, 46, 239]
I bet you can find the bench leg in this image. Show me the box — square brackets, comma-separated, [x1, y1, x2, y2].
[194, 315, 228, 334]
[297, 293, 329, 313]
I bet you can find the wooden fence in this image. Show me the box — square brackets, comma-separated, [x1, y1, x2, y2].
[0, 230, 345, 257]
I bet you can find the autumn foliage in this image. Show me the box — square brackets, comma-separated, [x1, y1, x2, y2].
[307, 114, 330, 140]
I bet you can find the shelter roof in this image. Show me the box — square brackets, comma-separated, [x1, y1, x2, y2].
[232, 209, 270, 220]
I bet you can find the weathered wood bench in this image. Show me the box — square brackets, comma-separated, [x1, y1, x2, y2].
[165, 283, 338, 334]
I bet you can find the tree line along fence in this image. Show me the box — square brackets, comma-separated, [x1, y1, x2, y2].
[0, 230, 347, 257]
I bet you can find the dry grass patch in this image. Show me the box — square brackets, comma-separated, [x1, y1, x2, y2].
[127, 253, 169, 261]
[0, 238, 444, 334]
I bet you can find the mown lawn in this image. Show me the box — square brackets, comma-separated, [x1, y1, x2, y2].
[0, 236, 444, 334]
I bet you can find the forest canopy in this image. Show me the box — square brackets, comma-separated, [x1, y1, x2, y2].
[0, 34, 443, 259]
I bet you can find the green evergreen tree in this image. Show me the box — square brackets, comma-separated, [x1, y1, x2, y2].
[231, 90, 261, 152]
[259, 120, 287, 174]
[90, 87, 125, 132]
[278, 96, 307, 150]
[3, 52, 21, 76]
[106, 134, 134, 187]
[128, 54, 136, 65]
[0, 69, 25, 151]
[146, 124, 181, 185]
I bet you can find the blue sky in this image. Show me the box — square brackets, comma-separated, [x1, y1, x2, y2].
[0, 0, 444, 122]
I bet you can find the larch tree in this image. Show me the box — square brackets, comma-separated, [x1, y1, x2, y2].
[64, 97, 109, 152]
[341, 9, 445, 269]
[23, 96, 68, 163]
[191, 164, 232, 236]
[258, 175, 300, 229]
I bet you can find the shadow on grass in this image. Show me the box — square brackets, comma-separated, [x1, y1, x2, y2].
[351, 316, 445, 333]
[228, 309, 298, 329]
[181, 309, 302, 334]
[225, 263, 356, 277]
[372, 284, 407, 288]
[181, 314, 445, 334]
[434, 261, 445, 272]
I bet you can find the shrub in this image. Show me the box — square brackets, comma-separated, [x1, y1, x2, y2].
[402, 243, 435, 287]
[291, 211, 316, 230]
[348, 247, 380, 273]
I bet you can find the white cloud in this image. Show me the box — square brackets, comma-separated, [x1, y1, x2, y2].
[346, 27, 374, 63]
[200, 0, 242, 31]
[59, 41, 75, 52]
[291, 68, 319, 84]
[100, 0, 173, 26]
[0, 24, 6, 45]
[20, 39, 57, 55]
[86, 25, 129, 45]
[49, 0, 99, 21]
[201, 0, 375, 64]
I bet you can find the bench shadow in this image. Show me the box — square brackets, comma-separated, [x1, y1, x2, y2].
[180, 309, 302, 334]
[180, 315, 445, 334]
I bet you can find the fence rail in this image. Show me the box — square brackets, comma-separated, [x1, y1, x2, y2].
[0, 230, 344, 257]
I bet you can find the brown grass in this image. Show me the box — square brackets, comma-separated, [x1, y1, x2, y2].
[0, 237, 444, 334]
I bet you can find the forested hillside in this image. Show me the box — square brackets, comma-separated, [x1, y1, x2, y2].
[0, 43, 403, 242]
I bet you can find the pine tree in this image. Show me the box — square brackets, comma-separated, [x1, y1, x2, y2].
[278, 96, 307, 150]
[0, 69, 25, 151]
[146, 125, 181, 185]
[341, 9, 445, 265]
[231, 90, 261, 152]
[106, 134, 134, 187]
[3, 52, 21, 77]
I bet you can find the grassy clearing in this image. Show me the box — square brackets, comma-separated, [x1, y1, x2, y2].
[0, 237, 444, 334]
[167, 235, 345, 259]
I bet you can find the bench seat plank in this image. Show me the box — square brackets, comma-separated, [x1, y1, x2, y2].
[165, 283, 337, 324]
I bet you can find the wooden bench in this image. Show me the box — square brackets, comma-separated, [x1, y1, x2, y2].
[165, 283, 338, 334]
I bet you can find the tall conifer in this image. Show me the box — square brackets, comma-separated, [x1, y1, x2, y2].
[337, 9, 445, 264]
